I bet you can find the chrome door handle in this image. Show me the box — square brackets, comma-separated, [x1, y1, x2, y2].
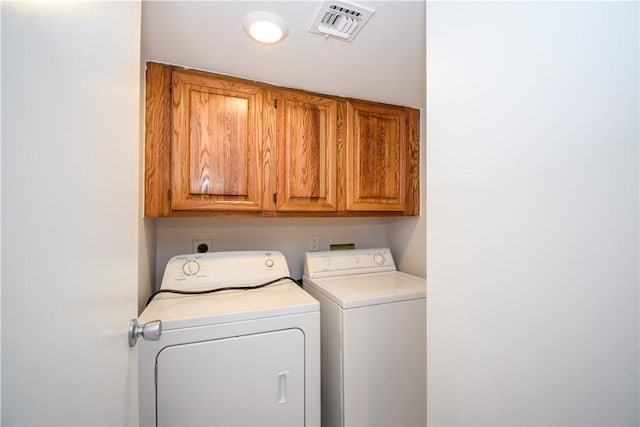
[128, 319, 162, 347]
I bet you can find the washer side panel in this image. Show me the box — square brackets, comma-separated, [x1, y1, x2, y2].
[303, 282, 344, 427]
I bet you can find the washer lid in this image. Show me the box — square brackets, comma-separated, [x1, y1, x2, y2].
[303, 271, 425, 309]
[139, 280, 319, 330]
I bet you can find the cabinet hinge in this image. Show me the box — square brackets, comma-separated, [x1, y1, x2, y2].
[274, 98, 278, 109]
[273, 193, 277, 203]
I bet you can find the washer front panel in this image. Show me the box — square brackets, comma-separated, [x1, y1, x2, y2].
[343, 299, 426, 426]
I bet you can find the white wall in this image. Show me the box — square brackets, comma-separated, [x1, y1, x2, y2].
[2, 2, 142, 424]
[139, 62, 157, 313]
[427, 2, 639, 425]
[0, 4, 3, 418]
[154, 217, 394, 287]
[389, 107, 427, 278]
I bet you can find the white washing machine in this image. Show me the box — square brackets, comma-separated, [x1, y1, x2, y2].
[302, 248, 426, 427]
[137, 251, 320, 427]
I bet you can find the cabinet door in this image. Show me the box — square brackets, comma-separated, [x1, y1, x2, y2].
[171, 70, 263, 211]
[276, 90, 337, 212]
[346, 100, 407, 212]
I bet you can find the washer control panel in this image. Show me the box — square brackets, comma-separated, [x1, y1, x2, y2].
[160, 251, 290, 291]
[304, 248, 396, 278]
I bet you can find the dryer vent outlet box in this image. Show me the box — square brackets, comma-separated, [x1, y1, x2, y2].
[309, 0, 375, 42]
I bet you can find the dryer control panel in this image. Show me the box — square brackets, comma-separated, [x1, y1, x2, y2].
[161, 251, 290, 291]
[304, 248, 396, 279]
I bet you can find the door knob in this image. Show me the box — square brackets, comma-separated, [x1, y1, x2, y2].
[128, 319, 162, 347]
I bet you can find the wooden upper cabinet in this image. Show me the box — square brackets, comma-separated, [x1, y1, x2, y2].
[170, 69, 263, 211]
[275, 89, 338, 212]
[144, 62, 419, 217]
[346, 100, 416, 212]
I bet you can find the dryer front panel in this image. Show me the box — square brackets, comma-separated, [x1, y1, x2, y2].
[156, 328, 304, 426]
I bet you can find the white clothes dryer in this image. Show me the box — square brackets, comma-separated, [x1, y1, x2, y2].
[137, 251, 320, 427]
[303, 248, 426, 427]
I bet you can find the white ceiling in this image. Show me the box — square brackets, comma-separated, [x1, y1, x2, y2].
[141, 0, 426, 108]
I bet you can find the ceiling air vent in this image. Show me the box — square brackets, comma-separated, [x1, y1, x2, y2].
[309, 0, 375, 42]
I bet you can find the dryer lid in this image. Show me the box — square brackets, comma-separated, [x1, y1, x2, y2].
[139, 279, 319, 330]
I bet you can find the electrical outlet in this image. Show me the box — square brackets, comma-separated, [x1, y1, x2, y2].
[309, 236, 320, 251]
[192, 239, 213, 254]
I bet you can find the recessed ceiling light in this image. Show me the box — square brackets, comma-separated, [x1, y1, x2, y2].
[243, 11, 289, 45]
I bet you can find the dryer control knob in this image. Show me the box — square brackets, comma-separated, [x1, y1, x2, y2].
[182, 260, 200, 276]
[265, 259, 274, 268]
[373, 253, 386, 265]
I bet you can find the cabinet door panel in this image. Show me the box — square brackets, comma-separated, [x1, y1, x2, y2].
[172, 70, 262, 211]
[277, 91, 337, 212]
[347, 101, 406, 212]
[189, 91, 249, 196]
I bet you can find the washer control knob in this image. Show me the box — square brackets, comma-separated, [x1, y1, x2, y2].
[182, 260, 200, 276]
[265, 258, 274, 268]
[373, 253, 386, 265]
